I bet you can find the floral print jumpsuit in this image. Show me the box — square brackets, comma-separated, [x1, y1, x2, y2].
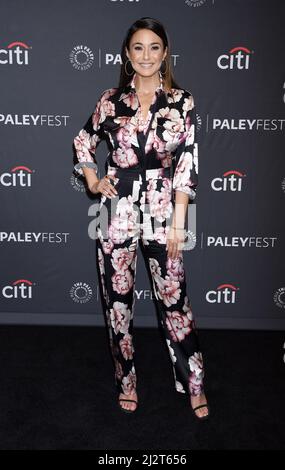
[73, 71, 205, 398]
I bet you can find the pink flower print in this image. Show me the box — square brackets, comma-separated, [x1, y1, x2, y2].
[159, 153, 172, 168]
[74, 129, 95, 160]
[182, 94, 195, 114]
[163, 119, 184, 143]
[98, 247, 105, 274]
[169, 89, 184, 104]
[113, 147, 139, 167]
[108, 216, 129, 244]
[188, 352, 204, 376]
[145, 129, 156, 154]
[117, 196, 140, 233]
[188, 352, 204, 396]
[107, 196, 139, 243]
[173, 151, 195, 191]
[117, 195, 137, 217]
[100, 95, 116, 121]
[166, 256, 185, 282]
[101, 240, 114, 254]
[149, 258, 181, 305]
[114, 116, 131, 127]
[146, 179, 158, 193]
[148, 258, 165, 300]
[111, 247, 135, 274]
[184, 122, 195, 146]
[166, 339, 177, 364]
[110, 301, 131, 335]
[155, 107, 170, 119]
[152, 134, 167, 155]
[162, 177, 172, 192]
[103, 87, 117, 102]
[112, 269, 133, 295]
[149, 255, 182, 306]
[149, 258, 162, 278]
[167, 108, 181, 121]
[120, 334, 134, 361]
[153, 227, 168, 244]
[139, 194, 146, 216]
[121, 366, 137, 395]
[122, 92, 139, 111]
[182, 295, 194, 321]
[165, 310, 193, 342]
[91, 104, 101, 126]
[165, 133, 181, 154]
[97, 247, 107, 300]
[166, 117, 184, 135]
[149, 187, 172, 223]
[188, 373, 204, 396]
[130, 254, 137, 271]
[117, 124, 134, 148]
[158, 278, 181, 307]
[140, 213, 154, 242]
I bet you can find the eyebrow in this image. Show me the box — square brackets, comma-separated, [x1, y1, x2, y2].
[132, 42, 161, 46]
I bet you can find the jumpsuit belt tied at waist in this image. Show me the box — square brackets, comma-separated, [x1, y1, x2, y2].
[106, 165, 171, 189]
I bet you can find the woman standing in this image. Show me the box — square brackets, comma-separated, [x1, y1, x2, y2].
[73, 17, 209, 419]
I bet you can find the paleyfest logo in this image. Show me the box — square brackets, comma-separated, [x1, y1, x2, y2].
[69, 45, 182, 71]
[0, 41, 31, 65]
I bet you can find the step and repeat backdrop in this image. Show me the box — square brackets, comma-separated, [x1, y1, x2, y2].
[1, 0, 284, 329]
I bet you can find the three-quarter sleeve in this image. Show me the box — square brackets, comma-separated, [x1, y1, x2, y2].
[172, 93, 199, 201]
[73, 90, 106, 177]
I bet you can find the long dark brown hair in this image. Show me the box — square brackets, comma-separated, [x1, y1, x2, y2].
[118, 17, 181, 92]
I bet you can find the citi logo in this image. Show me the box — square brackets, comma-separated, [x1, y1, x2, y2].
[0, 41, 31, 65]
[206, 283, 239, 304]
[0, 166, 33, 187]
[211, 170, 246, 192]
[2, 279, 34, 299]
[217, 46, 252, 70]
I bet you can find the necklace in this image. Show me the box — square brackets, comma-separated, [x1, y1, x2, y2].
[135, 108, 150, 128]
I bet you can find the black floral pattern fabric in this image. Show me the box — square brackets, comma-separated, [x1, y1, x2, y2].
[73, 72, 205, 397]
[73, 71, 198, 201]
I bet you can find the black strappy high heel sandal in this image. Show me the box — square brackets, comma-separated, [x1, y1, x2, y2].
[118, 397, 139, 414]
[192, 403, 210, 421]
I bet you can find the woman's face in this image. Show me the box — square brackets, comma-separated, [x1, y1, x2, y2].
[126, 28, 167, 79]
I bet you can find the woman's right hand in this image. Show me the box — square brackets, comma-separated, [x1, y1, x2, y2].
[89, 175, 118, 198]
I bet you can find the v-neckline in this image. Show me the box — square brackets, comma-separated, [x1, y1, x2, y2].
[130, 71, 164, 134]
[135, 91, 158, 136]
[137, 91, 155, 122]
